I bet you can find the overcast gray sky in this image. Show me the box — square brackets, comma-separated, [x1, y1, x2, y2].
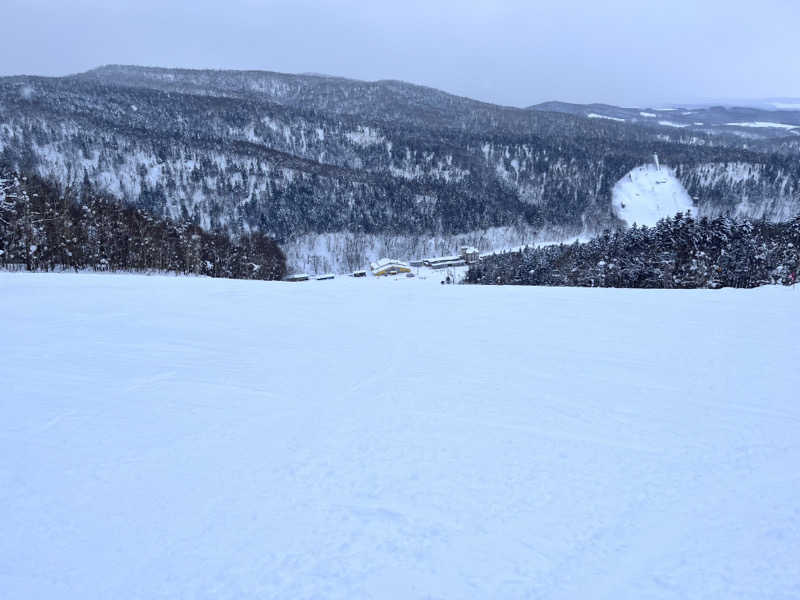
[3, 0, 799, 107]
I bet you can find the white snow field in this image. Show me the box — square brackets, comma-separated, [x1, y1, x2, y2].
[725, 122, 798, 130]
[612, 164, 695, 227]
[2, 272, 800, 600]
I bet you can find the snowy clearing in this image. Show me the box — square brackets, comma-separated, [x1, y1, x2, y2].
[2, 272, 799, 599]
[658, 120, 689, 128]
[587, 113, 625, 122]
[725, 122, 798, 130]
[612, 163, 694, 227]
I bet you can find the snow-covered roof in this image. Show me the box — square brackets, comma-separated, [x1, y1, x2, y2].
[424, 255, 461, 264]
[370, 258, 410, 270]
[430, 260, 466, 269]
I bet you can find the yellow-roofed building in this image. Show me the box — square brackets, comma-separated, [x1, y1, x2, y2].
[370, 258, 411, 276]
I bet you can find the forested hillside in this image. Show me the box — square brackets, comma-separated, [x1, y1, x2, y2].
[1, 65, 799, 272]
[0, 171, 285, 279]
[467, 213, 800, 289]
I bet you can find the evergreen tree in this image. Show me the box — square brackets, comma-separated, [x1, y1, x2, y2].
[0, 169, 286, 280]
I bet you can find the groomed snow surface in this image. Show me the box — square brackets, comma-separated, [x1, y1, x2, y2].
[2, 273, 800, 599]
[612, 164, 695, 227]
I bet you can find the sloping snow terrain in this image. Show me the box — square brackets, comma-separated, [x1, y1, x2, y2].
[613, 163, 695, 227]
[1, 272, 799, 599]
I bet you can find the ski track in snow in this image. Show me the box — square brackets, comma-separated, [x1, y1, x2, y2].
[1, 272, 799, 599]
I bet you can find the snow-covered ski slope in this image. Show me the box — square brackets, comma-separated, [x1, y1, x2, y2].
[2, 272, 799, 600]
[613, 164, 694, 227]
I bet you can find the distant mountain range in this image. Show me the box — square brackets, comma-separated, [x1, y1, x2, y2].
[1, 65, 798, 272]
[529, 101, 800, 139]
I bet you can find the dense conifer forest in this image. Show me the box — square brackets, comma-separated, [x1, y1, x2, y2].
[2, 66, 800, 274]
[0, 170, 286, 280]
[466, 213, 800, 289]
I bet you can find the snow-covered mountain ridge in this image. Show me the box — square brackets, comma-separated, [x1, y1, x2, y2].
[530, 100, 800, 139]
[1, 66, 798, 272]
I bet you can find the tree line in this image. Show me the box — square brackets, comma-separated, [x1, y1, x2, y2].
[466, 212, 800, 289]
[4, 74, 799, 253]
[0, 170, 286, 280]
